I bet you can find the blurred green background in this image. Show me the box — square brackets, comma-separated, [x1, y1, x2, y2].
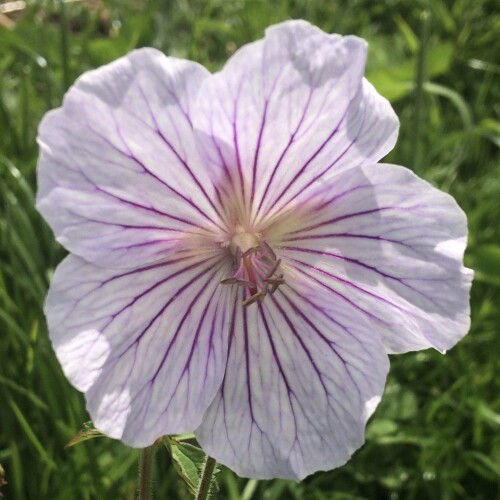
[1, 0, 499, 498]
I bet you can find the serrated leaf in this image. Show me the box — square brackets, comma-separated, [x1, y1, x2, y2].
[65, 422, 105, 448]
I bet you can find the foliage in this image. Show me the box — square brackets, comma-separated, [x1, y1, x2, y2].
[0, 0, 499, 498]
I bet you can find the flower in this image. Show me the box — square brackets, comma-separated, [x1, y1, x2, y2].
[36, 20, 472, 480]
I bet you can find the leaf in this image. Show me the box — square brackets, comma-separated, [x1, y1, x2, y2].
[426, 43, 454, 78]
[476, 402, 500, 428]
[9, 400, 57, 469]
[477, 118, 500, 148]
[393, 14, 419, 53]
[423, 82, 473, 132]
[65, 422, 105, 448]
[465, 451, 500, 479]
[471, 244, 500, 286]
[367, 42, 454, 102]
[163, 436, 208, 496]
[366, 419, 398, 441]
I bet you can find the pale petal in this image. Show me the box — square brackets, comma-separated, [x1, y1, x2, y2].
[193, 20, 398, 225]
[278, 163, 473, 353]
[196, 280, 389, 480]
[45, 251, 234, 446]
[37, 48, 225, 269]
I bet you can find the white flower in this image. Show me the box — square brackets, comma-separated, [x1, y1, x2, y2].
[36, 20, 472, 480]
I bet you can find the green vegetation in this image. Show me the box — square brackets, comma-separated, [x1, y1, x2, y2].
[1, 0, 499, 498]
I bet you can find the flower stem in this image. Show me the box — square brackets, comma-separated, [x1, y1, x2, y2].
[59, 0, 70, 92]
[410, 9, 430, 173]
[195, 455, 217, 500]
[138, 445, 156, 500]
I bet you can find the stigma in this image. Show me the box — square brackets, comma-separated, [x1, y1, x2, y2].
[222, 228, 284, 307]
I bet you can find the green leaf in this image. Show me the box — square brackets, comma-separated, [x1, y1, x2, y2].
[476, 402, 500, 428]
[426, 42, 454, 78]
[163, 437, 208, 496]
[471, 244, 500, 286]
[423, 82, 473, 132]
[65, 422, 105, 448]
[366, 419, 398, 441]
[367, 42, 454, 102]
[477, 118, 500, 148]
[393, 14, 419, 53]
[9, 400, 57, 470]
[465, 451, 500, 479]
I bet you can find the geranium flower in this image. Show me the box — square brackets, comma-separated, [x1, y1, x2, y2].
[37, 20, 472, 480]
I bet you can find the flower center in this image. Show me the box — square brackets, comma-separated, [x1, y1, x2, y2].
[222, 227, 284, 307]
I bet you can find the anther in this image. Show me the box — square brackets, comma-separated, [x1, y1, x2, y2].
[242, 290, 266, 307]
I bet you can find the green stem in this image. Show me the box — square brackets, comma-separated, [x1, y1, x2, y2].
[59, 0, 70, 92]
[241, 479, 258, 500]
[138, 446, 156, 500]
[410, 9, 430, 173]
[195, 456, 217, 500]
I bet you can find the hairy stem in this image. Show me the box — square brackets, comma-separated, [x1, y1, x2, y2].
[195, 456, 217, 500]
[410, 9, 430, 173]
[59, 0, 70, 92]
[138, 445, 156, 500]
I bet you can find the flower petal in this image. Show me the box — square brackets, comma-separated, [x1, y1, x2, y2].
[278, 163, 473, 354]
[193, 20, 398, 225]
[45, 251, 234, 446]
[195, 280, 388, 480]
[37, 48, 224, 269]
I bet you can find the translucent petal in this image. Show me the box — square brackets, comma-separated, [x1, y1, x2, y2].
[37, 48, 225, 269]
[45, 252, 234, 446]
[196, 281, 389, 480]
[278, 163, 473, 353]
[193, 20, 399, 225]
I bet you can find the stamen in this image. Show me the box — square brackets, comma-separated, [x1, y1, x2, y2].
[220, 277, 255, 288]
[260, 240, 277, 261]
[221, 238, 284, 306]
[242, 290, 266, 307]
[265, 258, 281, 279]
[241, 247, 258, 258]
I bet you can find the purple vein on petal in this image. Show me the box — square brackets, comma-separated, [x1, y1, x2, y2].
[283, 252, 409, 312]
[267, 89, 370, 220]
[258, 303, 316, 442]
[83, 114, 223, 231]
[263, 86, 358, 217]
[232, 80, 247, 214]
[286, 265, 388, 326]
[266, 293, 360, 436]
[253, 87, 314, 224]
[135, 82, 226, 223]
[287, 252, 448, 316]
[287, 207, 397, 235]
[283, 246, 412, 283]
[144, 265, 228, 423]
[243, 305, 261, 434]
[61, 253, 221, 327]
[282, 232, 417, 251]
[60, 140, 210, 232]
[104, 255, 227, 362]
[251, 99, 269, 204]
